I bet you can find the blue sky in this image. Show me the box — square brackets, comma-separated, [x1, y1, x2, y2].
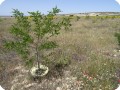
[0, 0, 120, 15]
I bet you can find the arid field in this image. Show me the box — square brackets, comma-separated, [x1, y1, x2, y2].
[0, 16, 120, 90]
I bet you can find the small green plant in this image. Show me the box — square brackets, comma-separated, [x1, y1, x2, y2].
[111, 16, 115, 19]
[115, 33, 120, 47]
[69, 15, 74, 17]
[4, 7, 71, 71]
[0, 18, 2, 22]
[76, 16, 80, 21]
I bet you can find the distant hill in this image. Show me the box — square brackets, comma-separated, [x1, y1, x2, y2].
[1, 12, 120, 18]
[60, 12, 120, 16]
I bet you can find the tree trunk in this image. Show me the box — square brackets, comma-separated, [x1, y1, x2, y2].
[36, 36, 40, 69]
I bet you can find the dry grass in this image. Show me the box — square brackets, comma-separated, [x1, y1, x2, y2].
[0, 16, 120, 89]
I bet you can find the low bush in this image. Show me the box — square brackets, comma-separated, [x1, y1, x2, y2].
[115, 33, 120, 47]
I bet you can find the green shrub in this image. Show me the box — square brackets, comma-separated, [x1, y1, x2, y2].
[76, 16, 80, 21]
[0, 18, 2, 22]
[115, 33, 120, 46]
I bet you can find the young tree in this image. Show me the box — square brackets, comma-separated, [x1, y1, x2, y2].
[4, 7, 71, 76]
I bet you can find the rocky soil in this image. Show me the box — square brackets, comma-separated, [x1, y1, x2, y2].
[9, 63, 82, 90]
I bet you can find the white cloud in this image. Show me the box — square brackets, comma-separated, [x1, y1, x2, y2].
[0, 0, 5, 5]
[116, 0, 120, 5]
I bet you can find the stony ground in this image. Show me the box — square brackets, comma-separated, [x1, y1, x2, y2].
[10, 64, 80, 90]
[0, 53, 82, 90]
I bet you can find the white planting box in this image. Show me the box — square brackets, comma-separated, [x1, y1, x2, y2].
[116, 85, 120, 90]
[0, 85, 4, 90]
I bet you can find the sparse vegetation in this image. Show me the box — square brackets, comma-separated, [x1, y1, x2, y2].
[0, 15, 120, 90]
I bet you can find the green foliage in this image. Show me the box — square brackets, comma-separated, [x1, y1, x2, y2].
[39, 41, 58, 50]
[0, 18, 2, 22]
[69, 15, 74, 17]
[76, 16, 80, 21]
[4, 9, 32, 60]
[115, 33, 120, 46]
[49, 49, 71, 69]
[56, 56, 70, 68]
[4, 7, 71, 68]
